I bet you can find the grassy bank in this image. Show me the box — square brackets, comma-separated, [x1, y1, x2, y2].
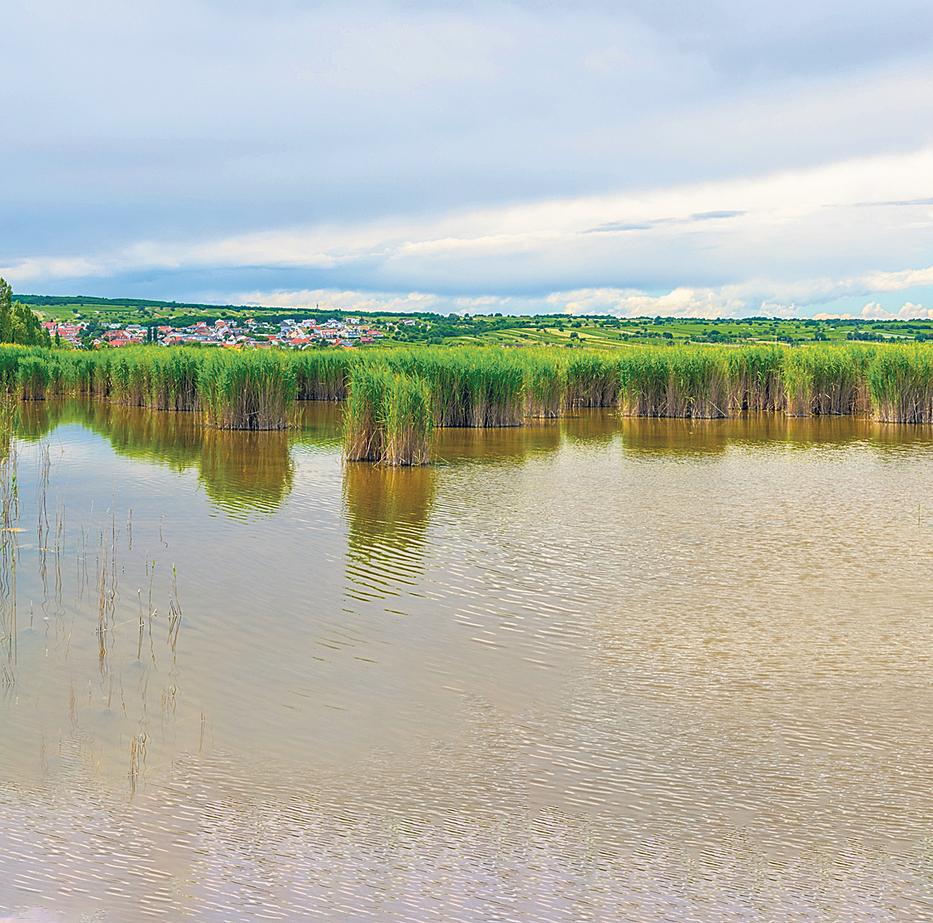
[0, 343, 931, 462]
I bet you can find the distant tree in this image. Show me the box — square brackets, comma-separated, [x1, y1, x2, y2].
[0, 278, 51, 346]
[0, 277, 12, 342]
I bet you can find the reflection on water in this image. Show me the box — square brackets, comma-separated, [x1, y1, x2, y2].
[344, 463, 437, 601]
[17, 401, 314, 517]
[0, 403, 932, 922]
[621, 413, 933, 456]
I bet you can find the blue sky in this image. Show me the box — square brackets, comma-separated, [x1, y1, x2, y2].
[4, 0, 933, 318]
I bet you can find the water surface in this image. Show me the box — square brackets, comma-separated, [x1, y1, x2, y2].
[0, 403, 931, 922]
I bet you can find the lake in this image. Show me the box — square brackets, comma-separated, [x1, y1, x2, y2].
[0, 401, 931, 922]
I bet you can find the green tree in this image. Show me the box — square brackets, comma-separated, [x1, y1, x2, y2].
[0, 277, 12, 342]
[0, 278, 53, 346]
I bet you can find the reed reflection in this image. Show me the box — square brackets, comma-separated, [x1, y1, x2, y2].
[620, 413, 933, 457]
[15, 400, 296, 517]
[433, 420, 562, 464]
[343, 462, 437, 601]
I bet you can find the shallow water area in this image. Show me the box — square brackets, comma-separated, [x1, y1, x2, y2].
[0, 401, 931, 922]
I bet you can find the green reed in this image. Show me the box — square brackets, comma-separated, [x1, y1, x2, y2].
[867, 345, 933, 424]
[520, 350, 565, 418]
[727, 345, 785, 412]
[564, 352, 621, 409]
[344, 366, 433, 465]
[197, 349, 297, 430]
[292, 349, 353, 401]
[382, 373, 433, 466]
[1, 343, 933, 448]
[344, 365, 391, 462]
[782, 345, 872, 416]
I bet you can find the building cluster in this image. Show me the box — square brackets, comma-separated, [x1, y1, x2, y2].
[41, 321, 87, 347]
[43, 317, 387, 349]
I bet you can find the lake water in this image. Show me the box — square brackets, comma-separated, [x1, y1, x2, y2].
[0, 402, 931, 922]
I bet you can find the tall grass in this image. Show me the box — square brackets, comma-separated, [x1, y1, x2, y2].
[728, 345, 784, 412]
[197, 350, 297, 430]
[620, 347, 736, 419]
[344, 366, 432, 465]
[292, 349, 352, 401]
[564, 352, 621, 409]
[382, 374, 433, 465]
[378, 348, 525, 427]
[520, 351, 564, 418]
[344, 365, 391, 462]
[783, 346, 871, 416]
[0, 344, 932, 448]
[868, 345, 933, 424]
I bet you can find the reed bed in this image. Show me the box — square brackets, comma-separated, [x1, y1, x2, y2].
[868, 345, 933, 424]
[783, 345, 872, 416]
[727, 346, 785, 412]
[564, 353, 621, 409]
[197, 350, 297, 430]
[0, 343, 931, 462]
[620, 348, 737, 418]
[377, 348, 526, 427]
[520, 351, 565, 418]
[292, 349, 352, 401]
[344, 366, 432, 465]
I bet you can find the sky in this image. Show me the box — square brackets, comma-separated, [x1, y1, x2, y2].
[3, 0, 933, 318]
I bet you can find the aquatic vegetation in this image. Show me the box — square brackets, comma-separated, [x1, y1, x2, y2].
[783, 346, 872, 416]
[727, 345, 785, 412]
[197, 349, 297, 430]
[564, 352, 621, 409]
[519, 351, 564, 418]
[868, 345, 933, 424]
[0, 343, 931, 456]
[344, 366, 432, 465]
[292, 349, 352, 401]
[381, 373, 433, 466]
[344, 365, 391, 462]
[378, 348, 525, 427]
[16, 355, 53, 401]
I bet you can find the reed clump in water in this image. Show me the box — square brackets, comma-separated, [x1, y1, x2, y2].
[344, 365, 390, 462]
[2, 342, 933, 436]
[783, 346, 872, 416]
[16, 355, 52, 401]
[868, 345, 933, 424]
[621, 347, 733, 418]
[382, 374, 433, 466]
[564, 352, 621, 409]
[520, 351, 565, 418]
[344, 366, 433, 465]
[197, 350, 297, 430]
[292, 349, 353, 401]
[728, 345, 785, 412]
[379, 348, 525, 427]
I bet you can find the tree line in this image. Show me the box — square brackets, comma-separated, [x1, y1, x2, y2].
[0, 278, 52, 346]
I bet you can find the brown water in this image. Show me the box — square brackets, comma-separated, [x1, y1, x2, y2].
[0, 402, 931, 922]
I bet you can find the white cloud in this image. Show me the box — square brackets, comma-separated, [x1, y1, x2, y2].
[815, 301, 933, 321]
[5, 144, 933, 318]
[860, 301, 933, 320]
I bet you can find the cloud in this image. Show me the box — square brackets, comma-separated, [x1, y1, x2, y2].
[5, 3, 933, 310]
[814, 301, 933, 320]
[860, 301, 933, 320]
[6, 143, 933, 317]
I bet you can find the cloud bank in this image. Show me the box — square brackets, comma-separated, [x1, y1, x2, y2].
[4, 1, 933, 316]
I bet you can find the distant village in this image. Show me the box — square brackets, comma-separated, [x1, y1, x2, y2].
[41, 315, 409, 350]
